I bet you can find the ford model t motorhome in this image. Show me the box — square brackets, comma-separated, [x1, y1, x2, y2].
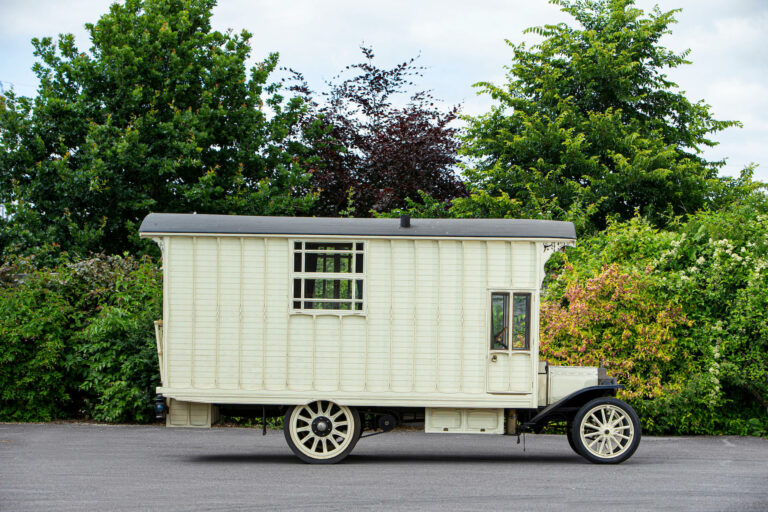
[140, 214, 641, 464]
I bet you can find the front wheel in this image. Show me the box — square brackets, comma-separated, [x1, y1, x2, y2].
[571, 397, 641, 464]
[566, 424, 579, 455]
[284, 401, 361, 464]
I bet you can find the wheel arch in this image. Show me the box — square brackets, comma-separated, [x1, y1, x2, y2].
[522, 385, 623, 433]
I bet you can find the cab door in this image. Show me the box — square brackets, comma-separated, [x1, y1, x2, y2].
[486, 291, 533, 394]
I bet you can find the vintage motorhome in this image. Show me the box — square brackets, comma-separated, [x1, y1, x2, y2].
[140, 213, 641, 464]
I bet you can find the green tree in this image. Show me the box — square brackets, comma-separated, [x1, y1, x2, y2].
[0, 0, 317, 260]
[460, 0, 739, 231]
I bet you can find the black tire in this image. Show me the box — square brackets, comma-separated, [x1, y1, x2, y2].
[570, 397, 641, 464]
[283, 401, 361, 464]
[566, 424, 581, 456]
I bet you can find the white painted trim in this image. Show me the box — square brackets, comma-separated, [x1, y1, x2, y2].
[156, 387, 534, 408]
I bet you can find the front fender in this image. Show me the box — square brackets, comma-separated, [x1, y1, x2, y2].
[522, 384, 623, 433]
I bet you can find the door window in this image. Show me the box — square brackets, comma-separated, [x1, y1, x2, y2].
[511, 293, 531, 350]
[490, 292, 509, 350]
[490, 292, 531, 351]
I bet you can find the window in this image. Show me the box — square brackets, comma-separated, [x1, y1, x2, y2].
[490, 292, 531, 350]
[511, 293, 531, 350]
[292, 241, 364, 311]
[491, 293, 509, 350]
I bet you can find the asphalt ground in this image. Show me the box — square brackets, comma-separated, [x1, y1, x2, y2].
[1, 423, 766, 512]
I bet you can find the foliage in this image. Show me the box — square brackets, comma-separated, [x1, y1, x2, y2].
[456, 0, 739, 232]
[541, 263, 690, 400]
[0, 254, 162, 422]
[299, 46, 465, 216]
[0, 262, 75, 421]
[541, 191, 768, 435]
[0, 0, 317, 262]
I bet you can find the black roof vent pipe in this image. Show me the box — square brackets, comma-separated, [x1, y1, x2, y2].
[400, 214, 411, 228]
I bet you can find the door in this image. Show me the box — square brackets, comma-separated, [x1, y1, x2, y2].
[486, 291, 533, 394]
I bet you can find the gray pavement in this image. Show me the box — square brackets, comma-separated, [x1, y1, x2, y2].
[0, 423, 766, 511]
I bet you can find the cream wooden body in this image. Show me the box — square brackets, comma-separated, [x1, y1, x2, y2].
[148, 233, 571, 411]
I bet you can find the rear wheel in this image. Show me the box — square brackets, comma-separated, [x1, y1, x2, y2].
[284, 401, 361, 464]
[571, 397, 641, 464]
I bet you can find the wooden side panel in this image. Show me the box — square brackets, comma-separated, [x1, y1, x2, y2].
[287, 314, 312, 391]
[241, 238, 266, 390]
[339, 316, 365, 392]
[366, 240, 391, 392]
[167, 237, 193, 389]
[486, 241, 510, 288]
[462, 241, 487, 394]
[509, 354, 533, 393]
[264, 239, 289, 391]
[217, 238, 241, 390]
[390, 240, 416, 392]
[437, 241, 462, 393]
[512, 242, 536, 289]
[314, 315, 342, 392]
[413, 240, 439, 392]
[192, 238, 217, 389]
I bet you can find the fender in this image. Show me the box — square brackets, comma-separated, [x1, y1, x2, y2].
[521, 384, 624, 433]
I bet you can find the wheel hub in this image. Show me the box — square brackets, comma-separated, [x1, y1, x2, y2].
[312, 416, 332, 437]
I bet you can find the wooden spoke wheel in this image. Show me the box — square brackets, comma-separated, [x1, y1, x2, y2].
[284, 401, 361, 464]
[571, 397, 641, 464]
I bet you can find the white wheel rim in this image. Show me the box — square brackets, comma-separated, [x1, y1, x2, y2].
[289, 401, 355, 460]
[579, 404, 635, 459]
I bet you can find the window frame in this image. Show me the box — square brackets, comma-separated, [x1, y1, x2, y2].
[490, 292, 510, 350]
[510, 292, 532, 351]
[489, 290, 533, 352]
[290, 239, 367, 315]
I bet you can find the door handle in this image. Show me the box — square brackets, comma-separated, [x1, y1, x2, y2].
[490, 354, 498, 363]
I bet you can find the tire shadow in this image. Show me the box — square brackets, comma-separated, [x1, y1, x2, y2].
[186, 452, 585, 465]
[347, 453, 583, 464]
[186, 453, 297, 464]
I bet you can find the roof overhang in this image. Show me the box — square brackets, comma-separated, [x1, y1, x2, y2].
[139, 213, 577, 240]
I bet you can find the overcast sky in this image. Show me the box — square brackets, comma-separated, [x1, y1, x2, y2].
[1, 0, 766, 179]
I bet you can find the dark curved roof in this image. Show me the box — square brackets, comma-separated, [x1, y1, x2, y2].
[139, 213, 577, 240]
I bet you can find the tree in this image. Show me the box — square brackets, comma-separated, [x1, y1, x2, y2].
[302, 47, 465, 216]
[460, 0, 739, 231]
[0, 0, 317, 260]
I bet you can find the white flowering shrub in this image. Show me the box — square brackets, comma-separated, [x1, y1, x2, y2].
[543, 195, 768, 436]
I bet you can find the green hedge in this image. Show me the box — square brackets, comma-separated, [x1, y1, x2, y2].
[542, 197, 768, 436]
[0, 255, 161, 422]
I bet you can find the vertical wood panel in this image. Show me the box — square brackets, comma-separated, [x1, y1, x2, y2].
[162, 236, 170, 387]
[390, 240, 415, 392]
[365, 240, 390, 392]
[167, 237, 193, 388]
[240, 238, 265, 390]
[264, 238, 288, 391]
[512, 242, 535, 288]
[414, 240, 438, 392]
[193, 237, 217, 389]
[437, 241, 461, 393]
[217, 237, 241, 390]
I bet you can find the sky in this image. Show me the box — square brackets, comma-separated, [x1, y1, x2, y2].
[1, 0, 766, 179]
